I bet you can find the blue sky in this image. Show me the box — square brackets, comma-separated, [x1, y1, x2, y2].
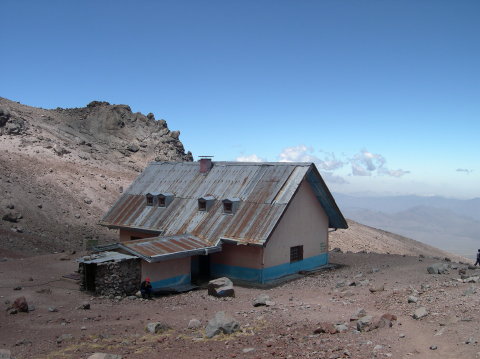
[2, 1, 479, 198]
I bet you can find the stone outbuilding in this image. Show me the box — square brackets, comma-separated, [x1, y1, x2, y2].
[78, 251, 141, 296]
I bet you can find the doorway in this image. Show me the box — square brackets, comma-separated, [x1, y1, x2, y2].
[84, 263, 97, 292]
[191, 255, 210, 285]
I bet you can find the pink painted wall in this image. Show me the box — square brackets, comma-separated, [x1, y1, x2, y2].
[264, 179, 329, 267]
[119, 229, 157, 242]
[210, 242, 263, 269]
[141, 257, 190, 282]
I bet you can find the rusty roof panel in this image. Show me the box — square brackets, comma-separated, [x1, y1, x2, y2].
[121, 234, 219, 261]
[101, 161, 347, 246]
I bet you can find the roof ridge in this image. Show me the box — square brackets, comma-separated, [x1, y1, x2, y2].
[148, 161, 313, 166]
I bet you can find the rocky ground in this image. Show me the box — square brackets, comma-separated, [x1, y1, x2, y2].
[1, 251, 480, 359]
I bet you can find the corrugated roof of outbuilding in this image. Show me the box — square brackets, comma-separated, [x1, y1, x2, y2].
[100, 161, 347, 246]
[120, 234, 221, 262]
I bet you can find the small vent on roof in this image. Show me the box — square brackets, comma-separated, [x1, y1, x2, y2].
[198, 196, 215, 212]
[222, 198, 240, 214]
[158, 193, 174, 207]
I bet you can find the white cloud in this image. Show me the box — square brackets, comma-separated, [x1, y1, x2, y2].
[350, 149, 409, 178]
[278, 145, 345, 170]
[278, 145, 318, 163]
[456, 168, 473, 174]
[317, 151, 345, 171]
[351, 162, 372, 176]
[278, 145, 348, 184]
[235, 154, 265, 162]
[351, 150, 385, 172]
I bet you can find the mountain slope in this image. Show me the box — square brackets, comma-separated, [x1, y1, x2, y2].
[329, 220, 468, 263]
[0, 97, 192, 254]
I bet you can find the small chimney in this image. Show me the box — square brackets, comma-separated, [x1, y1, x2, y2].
[199, 156, 213, 174]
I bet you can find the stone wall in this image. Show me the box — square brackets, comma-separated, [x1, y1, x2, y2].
[79, 258, 141, 296]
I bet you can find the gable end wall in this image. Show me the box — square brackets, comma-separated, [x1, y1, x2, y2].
[262, 178, 329, 280]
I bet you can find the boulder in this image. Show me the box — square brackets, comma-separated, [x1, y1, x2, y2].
[53, 145, 71, 156]
[381, 313, 397, 322]
[87, 354, 123, 359]
[170, 130, 180, 139]
[2, 212, 19, 223]
[126, 144, 139, 153]
[208, 277, 235, 298]
[356, 315, 373, 332]
[56, 333, 73, 343]
[79, 302, 90, 310]
[350, 308, 367, 321]
[314, 322, 337, 334]
[463, 286, 476, 296]
[4, 117, 26, 135]
[0, 107, 11, 126]
[369, 284, 385, 293]
[12, 296, 29, 312]
[252, 293, 271, 307]
[427, 263, 449, 274]
[146, 322, 170, 334]
[334, 323, 349, 333]
[408, 296, 418, 303]
[370, 314, 396, 330]
[188, 318, 201, 329]
[413, 307, 428, 320]
[205, 311, 240, 338]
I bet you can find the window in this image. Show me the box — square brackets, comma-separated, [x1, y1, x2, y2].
[146, 194, 154, 206]
[290, 245, 303, 263]
[198, 196, 215, 212]
[222, 198, 240, 214]
[158, 196, 166, 207]
[223, 202, 233, 213]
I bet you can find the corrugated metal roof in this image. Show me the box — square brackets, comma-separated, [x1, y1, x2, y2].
[120, 234, 221, 262]
[100, 161, 347, 246]
[77, 251, 138, 264]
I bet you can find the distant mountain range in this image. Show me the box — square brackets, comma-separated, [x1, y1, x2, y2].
[334, 193, 480, 258]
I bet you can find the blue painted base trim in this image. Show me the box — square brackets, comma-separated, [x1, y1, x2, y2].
[263, 253, 328, 282]
[211, 263, 263, 282]
[151, 274, 190, 289]
[211, 253, 328, 283]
